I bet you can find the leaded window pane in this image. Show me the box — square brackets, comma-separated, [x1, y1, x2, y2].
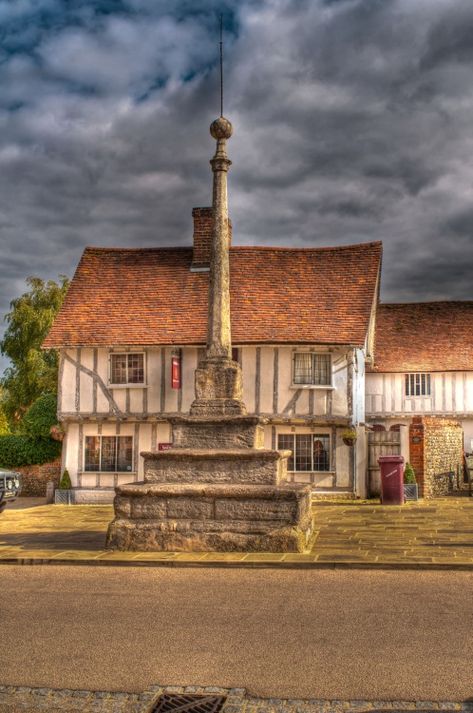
[313, 354, 331, 385]
[277, 434, 295, 471]
[313, 435, 330, 472]
[84, 436, 100, 471]
[111, 354, 127, 384]
[405, 373, 431, 397]
[295, 434, 312, 471]
[293, 353, 313, 384]
[100, 436, 116, 472]
[278, 433, 331, 472]
[127, 354, 144, 383]
[117, 436, 133, 472]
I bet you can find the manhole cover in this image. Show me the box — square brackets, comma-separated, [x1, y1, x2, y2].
[152, 694, 227, 713]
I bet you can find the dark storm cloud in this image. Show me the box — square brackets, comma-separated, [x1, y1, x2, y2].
[0, 0, 472, 368]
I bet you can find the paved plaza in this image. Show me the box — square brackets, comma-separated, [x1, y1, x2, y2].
[1, 496, 473, 567]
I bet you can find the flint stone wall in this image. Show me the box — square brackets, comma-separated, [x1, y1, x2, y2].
[409, 417, 464, 498]
[14, 457, 62, 496]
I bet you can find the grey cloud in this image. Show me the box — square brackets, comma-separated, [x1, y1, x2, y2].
[0, 0, 472, 374]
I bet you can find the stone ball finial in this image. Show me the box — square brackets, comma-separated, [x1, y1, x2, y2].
[210, 116, 233, 140]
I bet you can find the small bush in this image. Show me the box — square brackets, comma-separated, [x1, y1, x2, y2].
[21, 394, 58, 438]
[0, 434, 61, 467]
[59, 469, 72, 490]
[404, 463, 416, 484]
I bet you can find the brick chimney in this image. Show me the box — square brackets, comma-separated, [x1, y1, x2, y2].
[191, 206, 232, 269]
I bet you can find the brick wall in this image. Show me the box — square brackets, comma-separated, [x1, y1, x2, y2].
[409, 417, 464, 498]
[15, 458, 62, 497]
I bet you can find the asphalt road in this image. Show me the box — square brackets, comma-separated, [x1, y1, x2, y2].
[1, 566, 472, 701]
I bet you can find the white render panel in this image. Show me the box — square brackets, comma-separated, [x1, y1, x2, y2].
[79, 349, 94, 412]
[331, 353, 348, 416]
[64, 423, 79, 486]
[157, 422, 172, 447]
[147, 348, 161, 412]
[129, 388, 143, 413]
[277, 349, 293, 414]
[96, 349, 110, 412]
[295, 389, 310, 416]
[242, 346, 256, 413]
[62, 351, 76, 412]
[259, 347, 274, 413]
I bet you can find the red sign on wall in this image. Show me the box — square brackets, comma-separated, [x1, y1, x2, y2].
[158, 443, 172, 451]
[171, 351, 181, 389]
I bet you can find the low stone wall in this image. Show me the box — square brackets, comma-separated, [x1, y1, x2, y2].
[15, 458, 62, 497]
[409, 417, 464, 498]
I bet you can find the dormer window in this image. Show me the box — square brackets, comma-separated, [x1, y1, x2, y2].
[405, 373, 431, 397]
[110, 353, 145, 385]
[293, 352, 331, 386]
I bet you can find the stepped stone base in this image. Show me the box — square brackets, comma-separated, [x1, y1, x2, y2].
[106, 481, 314, 552]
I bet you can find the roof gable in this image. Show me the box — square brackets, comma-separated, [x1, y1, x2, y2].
[43, 241, 382, 349]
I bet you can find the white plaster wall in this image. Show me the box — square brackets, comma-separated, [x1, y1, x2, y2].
[61, 350, 76, 412]
[60, 344, 354, 419]
[331, 352, 349, 416]
[241, 346, 256, 413]
[259, 346, 274, 413]
[366, 371, 473, 419]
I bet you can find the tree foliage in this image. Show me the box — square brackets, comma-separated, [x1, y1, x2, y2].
[21, 393, 58, 438]
[0, 435, 61, 467]
[1, 276, 69, 423]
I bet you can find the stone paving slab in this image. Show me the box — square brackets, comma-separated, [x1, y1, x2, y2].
[1, 497, 473, 569]
[0, 684, 472, 713]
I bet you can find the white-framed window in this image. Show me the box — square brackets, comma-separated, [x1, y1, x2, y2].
[84, 436, 133, 472]
[405, 373, 431, 397]
[293, 352, 331, 386]
[277, 433, 330, 472]
[109, 353, 145, 385]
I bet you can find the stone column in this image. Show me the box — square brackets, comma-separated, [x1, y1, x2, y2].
[207, 117, 232, 360]
[190, 116, 246, 416]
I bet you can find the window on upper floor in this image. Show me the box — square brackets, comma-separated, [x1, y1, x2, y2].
[293, 352, 331, 386]
[109, 353, 145, 385]
[84, 435, 133, 472]
[405, 373, 431, 397]
[277, 433, 330, 472]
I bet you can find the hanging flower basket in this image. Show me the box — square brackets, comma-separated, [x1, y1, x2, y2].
[342, 428, 357, 447]
[50, 424, 65, 442]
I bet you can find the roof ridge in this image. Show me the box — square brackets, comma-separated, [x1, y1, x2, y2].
[380, 300, 473, 307]
[83, 241, 383, 254]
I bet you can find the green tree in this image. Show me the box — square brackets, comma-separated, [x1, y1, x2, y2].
[1, 276, 69, 424]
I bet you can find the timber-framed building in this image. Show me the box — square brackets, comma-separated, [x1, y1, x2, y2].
[43, 208, 382, 503]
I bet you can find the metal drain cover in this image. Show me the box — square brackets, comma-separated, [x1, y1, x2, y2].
[152, 694, 227, 713]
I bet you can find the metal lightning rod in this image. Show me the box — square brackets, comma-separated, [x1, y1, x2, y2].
[219, 14, 223, 117]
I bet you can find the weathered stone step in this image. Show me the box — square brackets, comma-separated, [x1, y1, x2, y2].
[142, 448, 291, 486]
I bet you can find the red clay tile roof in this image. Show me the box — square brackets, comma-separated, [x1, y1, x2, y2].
[43, 242, 382, 349]
[370, 302, 473, 372]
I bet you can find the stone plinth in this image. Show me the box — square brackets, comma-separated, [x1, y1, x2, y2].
[191, 359, 245, 416]
[169, 415, 265, 449]
[106, 481, 312, 552]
